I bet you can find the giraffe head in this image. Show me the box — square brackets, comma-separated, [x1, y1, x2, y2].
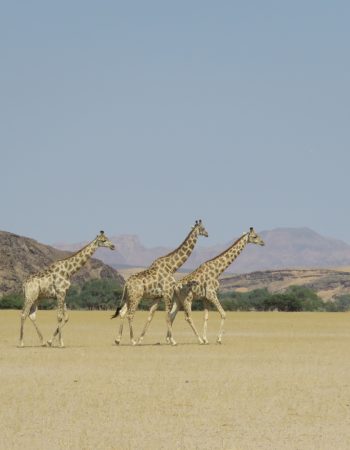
[247, 227, 265, 246]
[96, 231, 116, 250]
[192, 219, 209, 237]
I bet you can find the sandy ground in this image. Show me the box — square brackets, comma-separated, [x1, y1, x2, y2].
[1, 310, 350, 450]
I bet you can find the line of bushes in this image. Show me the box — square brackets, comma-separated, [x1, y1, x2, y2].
[1, 280, 350, 312]
[219, 286, 350, 312]
[0, 279, 124, 311]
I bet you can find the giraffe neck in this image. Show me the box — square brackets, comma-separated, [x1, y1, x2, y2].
[153, 229, 199, 273]
[207, 233, 249, 278]
[63, 240, 99, 277]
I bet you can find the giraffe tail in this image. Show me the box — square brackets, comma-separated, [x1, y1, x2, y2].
[110, 307, 122, 319]
[111, 284, 127, 319]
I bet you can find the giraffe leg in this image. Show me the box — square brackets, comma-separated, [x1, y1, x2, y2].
[28, 304, 45, 346]
[127, 313, 137, 346]
[166, 298, 180, 344]
[126, 299, 140, 346]
[206, 292, 226, 344]
[19, 302, 32, 347]
[19, 315, 26, 347]
[202, 300, 210, 344]
[47, 304, 69, 346]
[20, 283, 40, 347]
[48, 295, 66, 348]
[137, 301, 159, 345]
[115, 304, 128, 345]
[183, 299, 203, 344]
[164, 296, 177, 346]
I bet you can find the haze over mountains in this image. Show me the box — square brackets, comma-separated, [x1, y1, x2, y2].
[54, 227, 350, 273]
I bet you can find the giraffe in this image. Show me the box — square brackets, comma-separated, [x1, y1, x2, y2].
[19, 231, 115, 348]
[111, 220, 208, 346]
[165, 227, 265, 344]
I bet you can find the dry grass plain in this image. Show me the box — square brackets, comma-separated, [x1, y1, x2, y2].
[1, 310, 350, 450]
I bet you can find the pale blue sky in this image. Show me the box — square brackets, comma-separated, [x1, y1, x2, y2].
[1, 1, 349, 247]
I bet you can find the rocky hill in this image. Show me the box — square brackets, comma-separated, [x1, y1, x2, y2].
[219, 268, 350, 301]
[55, 227, 350, 273]
[0, 231, 124, 297]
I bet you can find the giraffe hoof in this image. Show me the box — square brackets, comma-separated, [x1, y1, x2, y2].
[216, 340, 222, 345]
[41, 342, 47, 347]
[115, 339, 120, 346]
[47, 340, 52, 347]
[131, 340, 137, 346]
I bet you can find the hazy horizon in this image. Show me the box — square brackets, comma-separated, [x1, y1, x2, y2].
[46, 225, 350, 249]
[1, 2, 349, 247]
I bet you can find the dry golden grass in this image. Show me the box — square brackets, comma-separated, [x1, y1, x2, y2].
[1, 310, 350, 450]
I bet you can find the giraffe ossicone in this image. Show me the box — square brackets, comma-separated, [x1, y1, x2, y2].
[19, 231, 115, 348]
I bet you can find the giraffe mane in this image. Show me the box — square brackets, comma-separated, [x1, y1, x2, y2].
[204, 233, 247, 264]
[154, 227, 195, 262]
[57, 239, 96, 263]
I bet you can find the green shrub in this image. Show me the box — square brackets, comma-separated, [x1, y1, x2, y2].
[0, 292, 23, 309]
[66, 279, 123, 310]
[285, 286, 325, 311]
[218, 286, 326, 312]
[328, 294, 350, 312]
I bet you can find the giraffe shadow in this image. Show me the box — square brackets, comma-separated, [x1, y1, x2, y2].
[113, 342, 208, 347]
[16, 345, 59, 349]
[15, 345, 86, 349]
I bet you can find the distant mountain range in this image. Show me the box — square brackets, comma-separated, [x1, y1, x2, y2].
[54, 227, 350, 273]
[2, 228, 350, 301]
[0, 231, 124, 296]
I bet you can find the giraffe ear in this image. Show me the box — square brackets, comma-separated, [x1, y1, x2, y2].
[100, 230, 105, 235]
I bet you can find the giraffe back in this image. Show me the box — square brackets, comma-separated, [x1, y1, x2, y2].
[125, 266, 176, 300]
[24, 260, 72, 301]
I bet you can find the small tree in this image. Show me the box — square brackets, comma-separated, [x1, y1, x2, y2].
[331, 295, 350, 312]
[285, 285, 325, 311]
